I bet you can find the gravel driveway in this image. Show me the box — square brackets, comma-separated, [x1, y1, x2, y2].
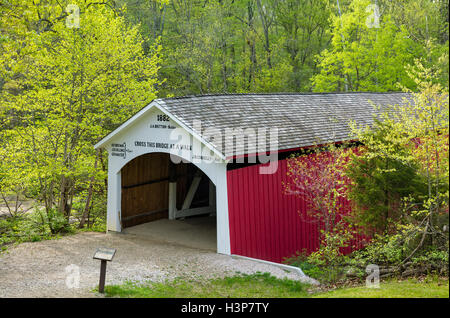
[0, 231, 314, 298]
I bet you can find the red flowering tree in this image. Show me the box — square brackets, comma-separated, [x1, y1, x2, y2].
[284, 145, 356, 262]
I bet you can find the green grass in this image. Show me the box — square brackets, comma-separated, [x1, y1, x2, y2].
[103, 273, 449, 298]
[104, 272, 310, 298]
[313, 277, 449, 298]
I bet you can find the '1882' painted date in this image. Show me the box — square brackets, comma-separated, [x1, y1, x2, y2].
[157, 114, 170, 122]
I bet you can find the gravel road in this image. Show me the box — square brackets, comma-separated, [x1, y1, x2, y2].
[0, 232, 314, 298]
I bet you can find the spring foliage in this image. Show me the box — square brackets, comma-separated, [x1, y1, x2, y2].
[346, 58, 449, 265]
[0, 1, 162, 232]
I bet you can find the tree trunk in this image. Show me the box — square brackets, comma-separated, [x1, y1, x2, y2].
[79, 150, 99, 229]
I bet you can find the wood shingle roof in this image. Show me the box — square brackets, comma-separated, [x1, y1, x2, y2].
[156, 92, 411, 158]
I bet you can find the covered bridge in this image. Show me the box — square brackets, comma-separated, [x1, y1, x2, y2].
[94, 92, 409, 263]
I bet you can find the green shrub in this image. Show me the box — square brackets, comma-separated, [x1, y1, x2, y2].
[350, 234, 405, 266]
[284, 251, 325, 280]
[0, 213, 54, 250]
[344, 231, 449, 279]
[34, 207, 71, 234]
[283, 250, 345, 283]
[0, 208, 75, 251]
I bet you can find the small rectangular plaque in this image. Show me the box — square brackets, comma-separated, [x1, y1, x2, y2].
[93, 247, 116, 261]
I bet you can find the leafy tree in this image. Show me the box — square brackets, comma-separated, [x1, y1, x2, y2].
[284, 145, 357, 264]
[377, 0, 449, 45]
[345, 119, 428, 235]
[311, 0, 420, 92]
[0, 1, 162, 231]
[275, 0, 332, 90]
[285, 148, 349, 234]
[116, 0, 448, 94]
[348, 57, 449, 261]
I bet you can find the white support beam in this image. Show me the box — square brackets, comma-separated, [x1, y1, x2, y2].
[209, 180, 216, 216]
[107, 170, 121, 232]
[181, 172, 202, 210]
[168, 182, 177, 220]
[215, 165, 230, 255]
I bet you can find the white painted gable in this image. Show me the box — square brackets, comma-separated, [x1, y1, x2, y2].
[102, 106, 226, 186]
[98, 103, 230, 255]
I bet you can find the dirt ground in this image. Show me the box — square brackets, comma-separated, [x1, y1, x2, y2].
[0, 231, 313, 298]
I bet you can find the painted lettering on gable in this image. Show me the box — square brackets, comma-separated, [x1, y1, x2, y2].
[157, 114, 170, 122]
[149, 114, 176, 130]
[134, 140, 192, 151]
[149, 123, 176, 129]
[111, 142, 132, 159]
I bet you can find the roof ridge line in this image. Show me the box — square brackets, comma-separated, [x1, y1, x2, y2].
[160, 91, 409, 101]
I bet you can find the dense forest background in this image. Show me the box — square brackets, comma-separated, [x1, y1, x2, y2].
[1, 0, 449, 96]
[118, 0, 449, 95]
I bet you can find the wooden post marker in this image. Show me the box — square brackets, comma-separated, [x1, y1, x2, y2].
[93, 247, 116, 293]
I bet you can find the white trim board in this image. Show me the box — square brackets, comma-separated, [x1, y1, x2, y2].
[230, 254, 320, 285]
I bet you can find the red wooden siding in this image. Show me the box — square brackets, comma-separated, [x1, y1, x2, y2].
[227, 155, 365, 263]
